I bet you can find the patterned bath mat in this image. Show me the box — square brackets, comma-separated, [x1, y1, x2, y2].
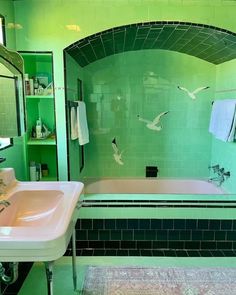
[82, 266, 236, 295]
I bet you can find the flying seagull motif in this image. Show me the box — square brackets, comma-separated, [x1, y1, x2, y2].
[112, 138, 124, 165]
[137, 111, 169, 131]
[177, 86, 210, 99]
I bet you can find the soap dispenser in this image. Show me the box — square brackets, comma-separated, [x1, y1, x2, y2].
[36, 118, 42, 139]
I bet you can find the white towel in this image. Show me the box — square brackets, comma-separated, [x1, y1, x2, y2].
[76, 101, 89, 145]
[70, 106, 78, 140]
[209, 99, 236, 142]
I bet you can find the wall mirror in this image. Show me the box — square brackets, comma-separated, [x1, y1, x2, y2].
[0, 44, 25, 143]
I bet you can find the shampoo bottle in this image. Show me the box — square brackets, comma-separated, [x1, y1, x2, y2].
[36, 118, 42, 139]
[29, 161, 37, 181]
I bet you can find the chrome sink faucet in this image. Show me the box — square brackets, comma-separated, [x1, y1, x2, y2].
[0, 178, 10, 212]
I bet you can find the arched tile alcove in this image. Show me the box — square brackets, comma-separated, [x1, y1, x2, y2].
[65, 21, 236, 66]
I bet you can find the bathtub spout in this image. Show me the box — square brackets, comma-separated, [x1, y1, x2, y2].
[208, 175, 224, 187]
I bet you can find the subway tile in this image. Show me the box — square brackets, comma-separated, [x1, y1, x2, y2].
[209, 220, 221, 230]
[76, 230, 87, 241]
[186, 220, 197, 230]
[217, 241, 233, 250]
[87, 230, 99, 240]
[134, 230, 145, 240]
[140, 250, 153, 256]
[104, 241, 120, 249]
[122, 230, 134, 241]
[129, 250, 141, 256]
[93, 219, 104, 230]
[162, 219, 174, 229]
[192, 231, 203, 241]
[153, 241, 168, 249]
[215, 231, 226, 241]
[179, 230, 191, 240]
[185, 241, 200, 250]
[110, 230, 122, 240]
[164, 250, 176, 257]
[199, 250, 212, 257]
[136, 241, 152, 249]
[128, 219, 139, 229]
[150, 220, 162, 229]
[201, 241, 217, 250]
[202, 231, 215, 241]
[105, 249, 117, 256]
[139, 219, 150, 229]
[197, 220, 209, 230]
[152, 250, 165, 256]
[99, 230, 110, 240]
[120, 241, 136, 249]
[168, 241, 184, 249]
[174, 220, 186, 229]
[187, 250, 200, 257]
[145, 230, 156, 240]
[81, 219, 93, 230]
[175, 250, 188, 257]
[221, 220, 233, 230]
[168, 230, 180, 240]
[104, 219, 116, 230]
[117, 250, 129, 256]
[156, 230, 168, 240]
[227, 231, 236, 241]
[209, 250, 224, 257]
[76, 241, 89, 249]
[89, 241, 104, 249]
[116, 219, 128, 230]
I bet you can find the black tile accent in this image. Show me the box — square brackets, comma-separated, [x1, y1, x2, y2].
[81, 219, 92, 230]
[162, 219, 174, 229]
[186, 220, 197, 230]
[66, 21, 236, 66]
[105, 219, 116, 229]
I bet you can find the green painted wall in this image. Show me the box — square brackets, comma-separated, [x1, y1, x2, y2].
[0, 0, 27, 180]
[210, 59, 236, 193]
[7, 0, 236, 186]
[83, 50, 215, 178]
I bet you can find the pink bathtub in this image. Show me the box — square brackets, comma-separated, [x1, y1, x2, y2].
[84, 179, 226, 194]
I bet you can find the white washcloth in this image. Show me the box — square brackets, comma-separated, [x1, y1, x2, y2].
[70, 106, 78, 140]
[209, 99, 236, 142]
[76, 101, 89, 145]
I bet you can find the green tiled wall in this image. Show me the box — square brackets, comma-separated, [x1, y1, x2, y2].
[82, 49, 215, 178]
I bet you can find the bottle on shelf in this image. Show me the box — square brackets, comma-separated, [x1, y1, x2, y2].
[29, 161, 37, 181]
[24, 74, 31, 95]
[36, 118, 42, 139]
[33, 77, 39, 95]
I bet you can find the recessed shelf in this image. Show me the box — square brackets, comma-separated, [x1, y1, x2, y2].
[27, 138, 56, 146]
[26, 95, 54, 99]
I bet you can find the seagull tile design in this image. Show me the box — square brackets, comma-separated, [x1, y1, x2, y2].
[137, 111, 169, 131]
[177, 86, 210, 99]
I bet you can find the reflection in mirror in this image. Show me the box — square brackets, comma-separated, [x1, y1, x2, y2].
[0, 14, 11, 150]
[0, 44, 25, 139]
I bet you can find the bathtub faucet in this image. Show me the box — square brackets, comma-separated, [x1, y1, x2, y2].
[208, 167, 230, 186]
[208, 164, 220, 173]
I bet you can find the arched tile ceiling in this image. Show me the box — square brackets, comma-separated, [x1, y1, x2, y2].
[65, 21, 236, 67]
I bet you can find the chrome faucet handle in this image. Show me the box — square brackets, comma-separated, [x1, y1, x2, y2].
[224, 171, 231, 178]
[0, 178, 6, 194]
[208, 164, 220, 173]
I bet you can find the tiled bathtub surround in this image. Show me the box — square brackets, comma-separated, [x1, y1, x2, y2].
[71, 218, 236, 257]
[81, 50, 215, 178]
